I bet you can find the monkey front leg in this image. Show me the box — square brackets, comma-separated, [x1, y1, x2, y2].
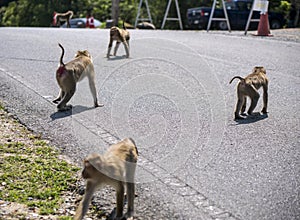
[123, 41, 130, 58]
[67, 19, 71, 28]
[113, 42, 121, 56]
[107, 39, 114, 58]
[87, 74, 104, 108]
[74, 181, 97, 220]
[115, 183, 125, 219]
[125, 182, 135, 219]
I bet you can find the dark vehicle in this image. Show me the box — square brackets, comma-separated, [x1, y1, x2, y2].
[187, 0, 285, 30]
[60, 18, 101, 28]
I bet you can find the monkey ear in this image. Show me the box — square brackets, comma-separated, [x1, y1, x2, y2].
[82, 50, 91, 58]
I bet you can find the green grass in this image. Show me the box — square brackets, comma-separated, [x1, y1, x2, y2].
[0, 134, 80, 215]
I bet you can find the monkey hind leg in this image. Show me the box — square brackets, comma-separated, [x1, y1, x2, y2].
[234, 98, 246, 120]
[53, 90, 64, 104]
[57, 88, 75, 111]
[241, 97, 247, 116]
[247, 93, 260, 116]
[261, 87, 268, 114]
[114, 42, 121, 56]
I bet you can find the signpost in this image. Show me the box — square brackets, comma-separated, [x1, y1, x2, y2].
[207, 0, 231, 32]
[161, 0, 183, 30]
[245, 0, 269, 35]
[135, 0, 153, 28]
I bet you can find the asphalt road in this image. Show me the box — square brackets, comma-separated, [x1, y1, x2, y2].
[0, 27, 299, 220]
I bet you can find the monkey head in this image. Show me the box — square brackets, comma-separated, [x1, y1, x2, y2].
[253, 66, 266, 74]
[75, 50, 91, 59]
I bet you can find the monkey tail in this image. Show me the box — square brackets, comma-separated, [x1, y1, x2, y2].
[229, 76, 245, 84]
[122, 20, 126, 30]
[128, 137, 138, 155]
[58, 43, 65, 66]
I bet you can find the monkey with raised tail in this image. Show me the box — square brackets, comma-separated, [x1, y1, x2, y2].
[53, 43, 103, 111]
[230, 66, 269, 120]
[107, 21, 130, 58]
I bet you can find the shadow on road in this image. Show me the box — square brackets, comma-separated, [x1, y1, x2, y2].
[50, 105, 95, 120]
[107, 55, 129, 61]
[235, 113, 268, 125]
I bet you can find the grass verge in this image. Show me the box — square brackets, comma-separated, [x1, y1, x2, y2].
[0, 103, 80, 219]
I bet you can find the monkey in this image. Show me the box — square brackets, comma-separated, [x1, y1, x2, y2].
[107, 21, 130, 58]
[229, 66, 269, 120]
[74, 138, 138, 220]
[54, 10, 73, 28]
[53, 43, 103, 111]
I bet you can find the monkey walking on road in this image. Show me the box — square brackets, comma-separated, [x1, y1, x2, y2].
[107, 21, 130, 58]
[74, 138, 138, 220]
[230, 66, 269, 120]
[53, 43, 103, 111]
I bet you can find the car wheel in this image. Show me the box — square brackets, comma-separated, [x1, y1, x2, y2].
[198, 24, 204, 30]
[270, 19, 281, 29]
[218, 21, 228, 30]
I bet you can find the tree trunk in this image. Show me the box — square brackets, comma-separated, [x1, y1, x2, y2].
[292, 0, 300, 27]
[112, 0, 120, 26]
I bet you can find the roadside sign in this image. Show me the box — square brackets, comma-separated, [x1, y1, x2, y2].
[244, 0, 269, 35]
[253, 0, 269, 13]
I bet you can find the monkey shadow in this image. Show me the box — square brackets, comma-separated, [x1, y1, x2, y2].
[235, 113, 268, 125]
[107, 55, 128, 61]
[50, 105, 95, 120]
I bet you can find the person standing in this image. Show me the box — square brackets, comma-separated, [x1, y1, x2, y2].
[86, 11, 95, 28]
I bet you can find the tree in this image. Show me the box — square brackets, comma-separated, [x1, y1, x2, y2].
[112, 0, 120, 26]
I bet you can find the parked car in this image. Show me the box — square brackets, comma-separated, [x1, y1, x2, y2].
[60, 18, 102, 28]
[187, 0, 286, 30]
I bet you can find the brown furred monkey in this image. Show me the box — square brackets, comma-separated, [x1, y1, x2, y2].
[53, 43, 103, 111]
[107, 21, 130, 58]
[229, 66, 269, 120]
[74, 138, 138, 220]
[54, 10, 73, 28]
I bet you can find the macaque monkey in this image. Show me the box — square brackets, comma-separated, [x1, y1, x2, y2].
[107, 22, 130, 58]
[74, 138, 138, 220]
[53, 43, 103, 111]
[229, 66, 268, 120]
[54, 10, 73, 28]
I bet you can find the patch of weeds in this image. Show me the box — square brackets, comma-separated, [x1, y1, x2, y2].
[58, 216, 73, 220]
[0, 109, 80, 217]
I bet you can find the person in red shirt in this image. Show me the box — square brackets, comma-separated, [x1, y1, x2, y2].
[86, 11, 95, 28]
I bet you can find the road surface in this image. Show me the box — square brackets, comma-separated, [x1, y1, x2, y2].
[0, 27, 299, 220]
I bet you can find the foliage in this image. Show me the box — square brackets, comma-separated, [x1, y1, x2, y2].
[273, 0, 291, 18]
[0, 0, 294, 28]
